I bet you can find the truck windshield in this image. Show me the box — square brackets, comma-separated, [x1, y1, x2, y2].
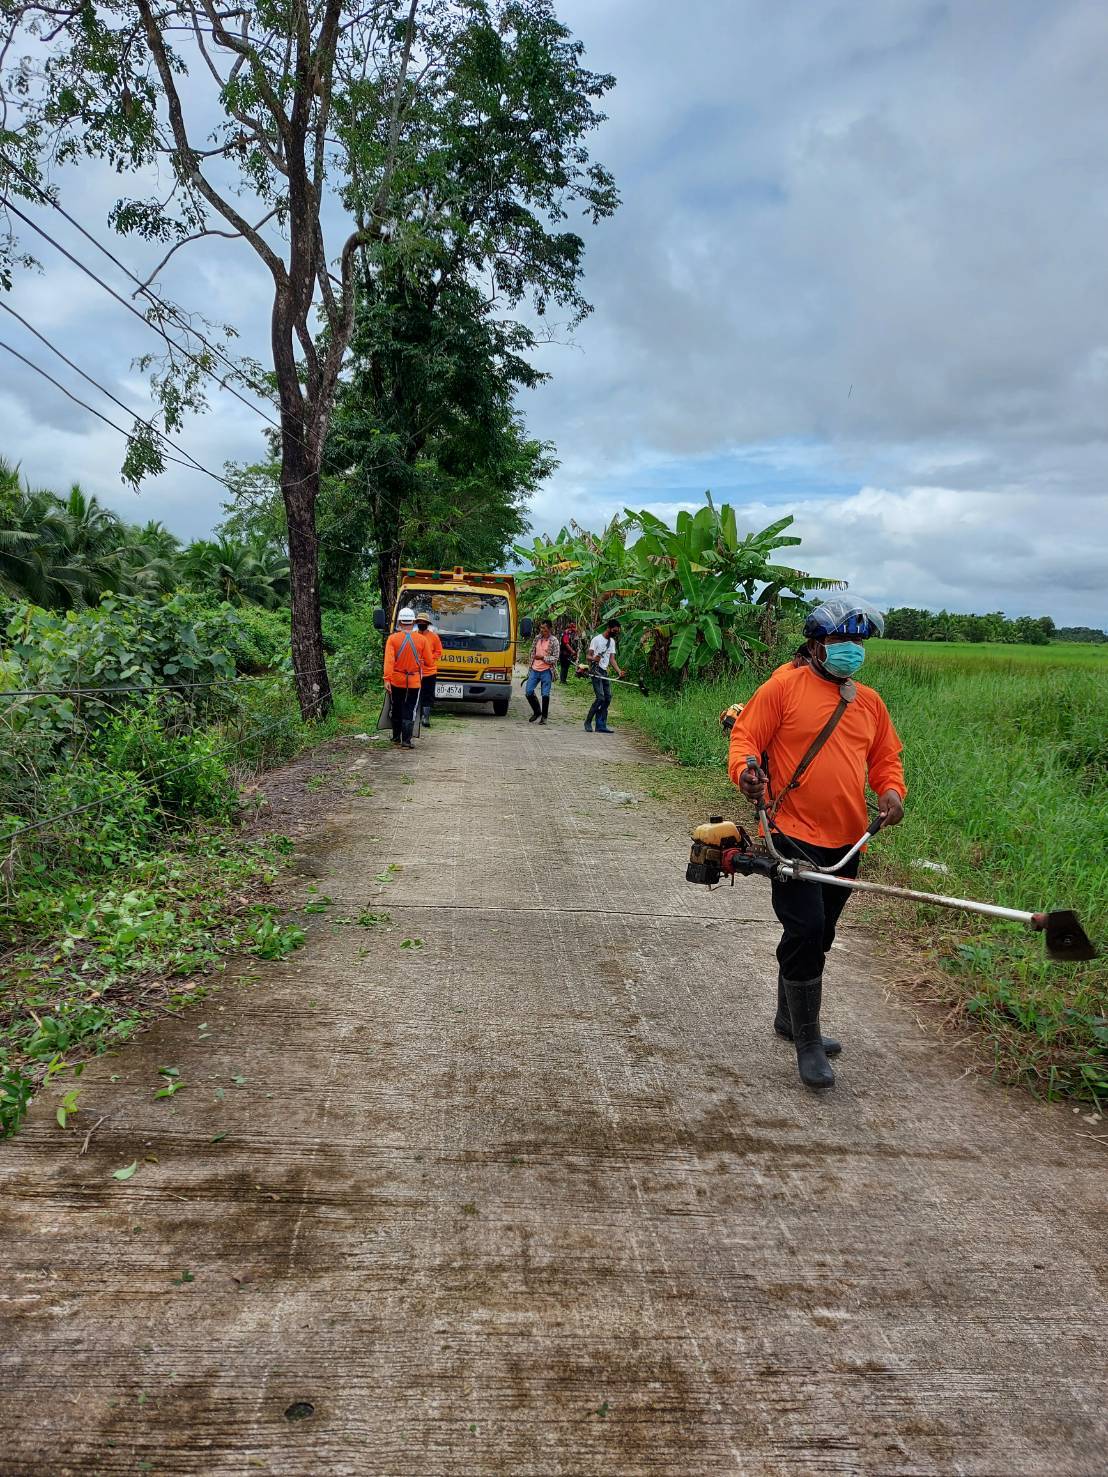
[401, 590, 511, 652]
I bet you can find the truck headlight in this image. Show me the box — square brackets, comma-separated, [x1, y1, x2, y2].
[481, 669, 507, 681]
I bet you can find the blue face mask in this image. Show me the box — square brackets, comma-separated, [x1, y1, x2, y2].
[821, 640, 866, 677]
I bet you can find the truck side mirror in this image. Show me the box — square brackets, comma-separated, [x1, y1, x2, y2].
[520, 617, 533, 639]
[373, 608, 387, 631]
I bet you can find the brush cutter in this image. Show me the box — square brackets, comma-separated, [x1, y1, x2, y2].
[684, 756, 1098, 963]
[574, 664, 649, 696]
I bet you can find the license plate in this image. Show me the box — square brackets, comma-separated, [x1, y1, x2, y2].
[435, 681, 464, 699]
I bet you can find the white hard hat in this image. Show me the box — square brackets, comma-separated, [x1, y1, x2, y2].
[398, 606, 416, 625]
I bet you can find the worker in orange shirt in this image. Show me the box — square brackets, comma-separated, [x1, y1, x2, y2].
[383, 607, 426, 749]
[728, 598, 906, 1090]
[415, 609, 443, 729]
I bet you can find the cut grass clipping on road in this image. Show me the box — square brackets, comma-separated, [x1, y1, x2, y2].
[611, 641, 1107, 1107]
[0, 691, 380, 1138]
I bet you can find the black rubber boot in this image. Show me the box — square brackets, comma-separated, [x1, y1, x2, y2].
[527, 692, 542, 722]
[781, 975, 835, 1089]
[539, 695, 550, 725]
[774, 972, 841, 1056]
[400, 720, 415, 750]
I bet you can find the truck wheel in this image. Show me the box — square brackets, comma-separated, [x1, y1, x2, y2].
[492, 698, 510, 716]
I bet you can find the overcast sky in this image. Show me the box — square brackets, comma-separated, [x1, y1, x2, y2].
[2, 0, 1106, 624]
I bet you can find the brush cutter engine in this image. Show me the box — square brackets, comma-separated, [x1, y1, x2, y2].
[686, 818, 776, 886]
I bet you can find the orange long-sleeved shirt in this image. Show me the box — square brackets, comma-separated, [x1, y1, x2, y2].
[417, 628, 443, 676]
[727, 660, 906, 847]
[383, 629, 429, 690]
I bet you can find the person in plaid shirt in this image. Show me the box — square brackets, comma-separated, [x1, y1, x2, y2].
[525, 620, 559, 726]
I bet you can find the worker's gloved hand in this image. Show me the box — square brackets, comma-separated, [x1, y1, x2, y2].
[877, 789, 905, 827]
[738, 762, 767, 802]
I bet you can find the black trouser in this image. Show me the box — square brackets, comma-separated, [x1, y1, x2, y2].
[558, 652, 572, 684]
[585, 674, 611, 727]
[769, 834, 861, 981]
[390, 684, 419, 741]
[419, 674, 436, 720]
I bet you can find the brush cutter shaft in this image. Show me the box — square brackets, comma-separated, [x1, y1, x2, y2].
[737, 757, 1096, 960]
[785, 868, 1037, 925]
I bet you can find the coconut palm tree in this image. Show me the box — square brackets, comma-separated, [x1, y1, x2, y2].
[183, 535, 290, 608]
[0, 466, 99, 607]
[119, 521, 183, 597]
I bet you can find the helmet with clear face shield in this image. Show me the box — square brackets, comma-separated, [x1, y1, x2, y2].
[803, 597, 885, 640]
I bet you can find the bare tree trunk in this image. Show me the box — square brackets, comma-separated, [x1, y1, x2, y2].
[377, 540, 401, 624]
[282, 437, 333, 721]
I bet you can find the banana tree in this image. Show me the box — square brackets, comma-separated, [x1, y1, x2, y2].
[629, 497, 842, 610]
[513, 516, 642, 637]
[624, 497, 843, 680]
[625, 556, 769, 677]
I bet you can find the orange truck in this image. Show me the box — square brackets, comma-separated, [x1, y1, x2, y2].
[374, 567, 533, 716]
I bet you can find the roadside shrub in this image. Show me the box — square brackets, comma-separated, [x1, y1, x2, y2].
[90, 700, 238, 823]
[0, 594, 236, 716]
[323, 591, 383, 693]
[19, 758, 158, 876]
[215, 678, 307, 770]
[211, 601, 291, 674]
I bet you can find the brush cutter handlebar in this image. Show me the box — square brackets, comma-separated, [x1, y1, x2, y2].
[742, 755, 883, 876]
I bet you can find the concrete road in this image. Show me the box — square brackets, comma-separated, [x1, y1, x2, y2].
[1, 699, 1105, 1476]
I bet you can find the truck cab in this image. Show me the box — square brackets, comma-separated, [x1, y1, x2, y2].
[374, 567, 532, 715]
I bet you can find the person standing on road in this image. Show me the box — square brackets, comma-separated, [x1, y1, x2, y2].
[383, 607, 426, 749]
[728, 597, 906, 1091]
[525, 619, 559, 726]
[558, 620, 579, 684]
[584, 618, 623, 734]
[415, 609, 443, 729]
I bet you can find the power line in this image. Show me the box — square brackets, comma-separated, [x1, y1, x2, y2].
[0, 158, 408, 523]
[0, 299, 229, 490]
[0, 192, 326, 497]
[0, 171, 282, 432]
[0, 159, 398, 511]
[0, 335, 224, 483]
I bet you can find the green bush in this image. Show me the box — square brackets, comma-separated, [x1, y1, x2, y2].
[323, 590, 383, 694]
[211, 601, 291, 674]
[91, 699, 238, 823]
[23, 758, 158, 875]
[0, 594, 237, 715]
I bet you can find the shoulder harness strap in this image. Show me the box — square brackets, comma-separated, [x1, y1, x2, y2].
[397, 631, 423, 675]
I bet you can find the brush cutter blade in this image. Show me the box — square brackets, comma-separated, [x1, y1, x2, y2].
[1037, 910, 1098, 962]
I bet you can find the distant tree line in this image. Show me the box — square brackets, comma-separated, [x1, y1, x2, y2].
[1053, 625, 1108, 644]
[884, 608, 1105, 645]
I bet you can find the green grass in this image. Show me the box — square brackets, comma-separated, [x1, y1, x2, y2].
[616, 644, 1107, 1106]
[877, 638, 1108, 673]
[0, 689, 381, 1139]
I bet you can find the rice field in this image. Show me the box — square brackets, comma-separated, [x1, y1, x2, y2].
[617, 642, 1108, 1104]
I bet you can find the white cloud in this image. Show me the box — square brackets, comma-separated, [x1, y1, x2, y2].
[2, 0, 1106, 623]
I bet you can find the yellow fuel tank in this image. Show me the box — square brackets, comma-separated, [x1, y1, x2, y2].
[691, 818, 742, 847]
